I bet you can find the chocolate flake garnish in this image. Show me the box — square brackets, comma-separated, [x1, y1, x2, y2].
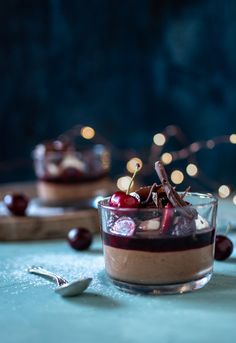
[136, 183, 168, 208]
[140, 183, 159, 205]
[135, 184, 158, 202]
[155, 161, 197, 219]
[180, 186, 191, 200]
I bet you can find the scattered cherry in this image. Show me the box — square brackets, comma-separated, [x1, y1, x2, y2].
[214, 234, 233, 261]
[67, 227, 93, 251]
[3, 193, 29, 216]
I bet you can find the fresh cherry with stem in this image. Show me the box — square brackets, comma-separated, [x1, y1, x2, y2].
[109, 164, 141, 208]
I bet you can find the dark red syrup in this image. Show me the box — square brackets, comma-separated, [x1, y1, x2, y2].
[102, 229, 215, 253]
[40, 172, 107, 183]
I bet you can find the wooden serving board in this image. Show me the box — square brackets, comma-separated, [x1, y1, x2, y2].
[0, 180, 115, 241]
[0, 207, 99, 241]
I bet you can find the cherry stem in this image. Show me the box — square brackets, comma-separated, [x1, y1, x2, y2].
[126, 163, 141, 195]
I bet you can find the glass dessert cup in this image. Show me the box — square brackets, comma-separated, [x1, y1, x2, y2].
[98, 193, 218, 295]
[32, 143, 111, 205]
[33, 143, 110, 183]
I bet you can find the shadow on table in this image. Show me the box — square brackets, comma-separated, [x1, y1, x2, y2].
[173, 273, 236, 312]
[225, 256, 236, 264]
[200, 273, 236, 292]
[62, 270, 123, 308]
[62, 291, 122, 309]
[88, 248, 103, 255]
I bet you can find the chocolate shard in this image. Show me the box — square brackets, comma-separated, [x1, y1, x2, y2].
[180, 186, 191, 200]
[136, 183, 168, 208]
[152, 190, 169, 208]
[154, 161, 197, 219]
[136, 183, 159, 203]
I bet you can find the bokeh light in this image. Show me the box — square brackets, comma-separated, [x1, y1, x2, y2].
[80, 126, 95, 139]
[229, 134, 236, 144]
[171, 170, 184, 185]
[126, 157, 143, 173]
[153, 133, 166, 146]
[218, 185, 230, 198]
[186, 163, 198, 177]
[206, 140, 215, 149]
[189, 143, 200, 152]
[117, 176, 133, 191]
[161, 153, 173, 165]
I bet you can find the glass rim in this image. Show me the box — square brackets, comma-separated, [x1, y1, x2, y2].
[98, 192, 218, 211]
[32, 143, 110, 160]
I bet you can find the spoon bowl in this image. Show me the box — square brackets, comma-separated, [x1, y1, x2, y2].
[55, 278, 92, 297]
[28, 266, 92, 297]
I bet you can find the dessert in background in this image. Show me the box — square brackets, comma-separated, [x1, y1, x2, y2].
[33, 139, 111, 205]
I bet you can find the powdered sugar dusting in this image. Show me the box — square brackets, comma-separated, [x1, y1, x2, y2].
[0, 238, 131, 300]
[1, 253, 102, 290]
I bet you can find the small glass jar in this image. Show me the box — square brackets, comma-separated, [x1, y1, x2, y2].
[32, 142, 111, 205]
[33, 143, 110, 183]
[98, 193, 218, 295]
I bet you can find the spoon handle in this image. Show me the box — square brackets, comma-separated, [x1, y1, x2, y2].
[28, 266, 67, 286]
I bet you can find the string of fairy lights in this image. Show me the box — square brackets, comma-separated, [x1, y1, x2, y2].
[73, 124, 236, 204]
[0, 123, 234, 203]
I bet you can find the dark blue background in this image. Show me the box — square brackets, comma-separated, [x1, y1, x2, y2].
[0, 0, 236, 188]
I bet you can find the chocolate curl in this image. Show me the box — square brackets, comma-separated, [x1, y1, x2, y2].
[136, 183, 167, 208]
[139, 183, 159, 205]
[180, 186, 191, 200]
[155, 161, 197, 219]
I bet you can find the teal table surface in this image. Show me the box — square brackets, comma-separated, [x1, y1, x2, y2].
[0, 200, 236, 343]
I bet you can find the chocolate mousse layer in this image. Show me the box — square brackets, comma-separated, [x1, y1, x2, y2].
[37, 178, 114, 205]
[103, 230, 215, 285]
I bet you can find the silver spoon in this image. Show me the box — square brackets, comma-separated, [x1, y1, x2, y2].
[28, 266, 92, 297]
